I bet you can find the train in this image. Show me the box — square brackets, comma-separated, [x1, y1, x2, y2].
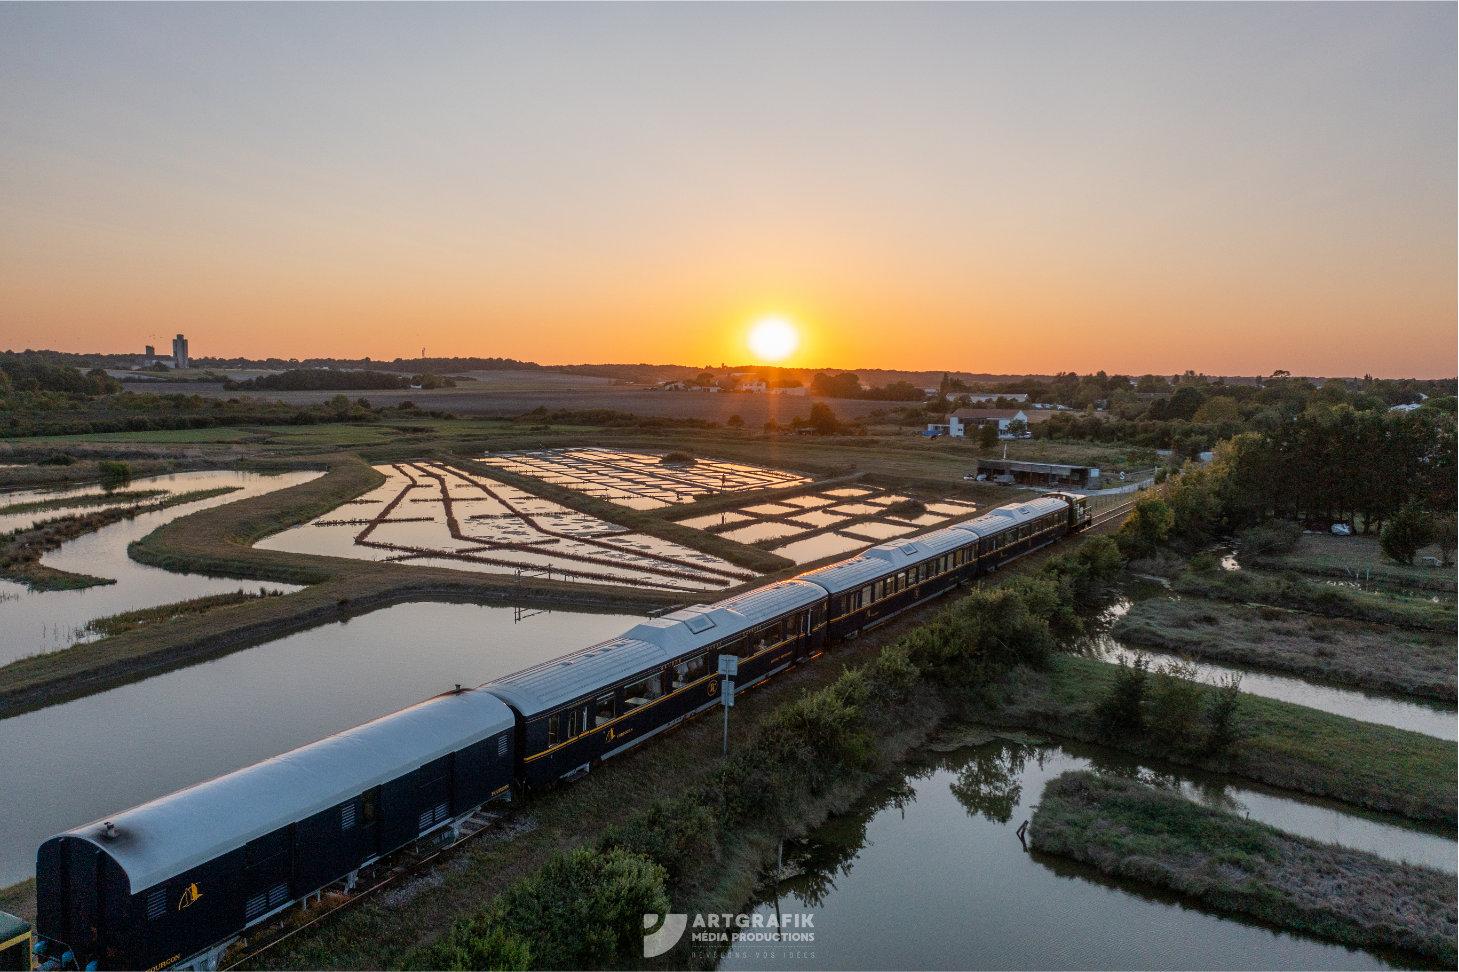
[33, 491, 1089, 971]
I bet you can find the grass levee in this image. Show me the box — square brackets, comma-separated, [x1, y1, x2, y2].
[1030, 770, 1456, 966]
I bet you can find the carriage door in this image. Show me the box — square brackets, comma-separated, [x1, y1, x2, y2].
[66, 840, 101, 953]
[242, 828, 293, 925]
[415, 757, 452, 835]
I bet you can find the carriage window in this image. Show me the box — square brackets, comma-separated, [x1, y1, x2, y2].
[595, 693, 615, 726]
[622, 673, 665, 710]
[361, 787, 378, 823]
[566, 707, 580, 739]
[546, 715, 559, 747]
[673, 655, 707, 688]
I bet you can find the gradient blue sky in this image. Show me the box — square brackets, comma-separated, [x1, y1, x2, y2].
[1, 2, 1453, 376]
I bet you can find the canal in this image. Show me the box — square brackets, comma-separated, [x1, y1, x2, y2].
[0, 470, 320, 662]
[719, 734, 1453, 970]
[0, 600, 640, 886]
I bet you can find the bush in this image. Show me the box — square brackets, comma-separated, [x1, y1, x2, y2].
[1145, 660, 1204, 752]
[1238, 520, 1302, 556]
[1381, 502, 1432, 565]
[415, 847, 669, 970]
[1203, 674, 1245, 756]
[97, 460, 131, 490]
[1095, 654, 1149, 735]
[1116, 498, 1175, 557]
[597, 796, 721, 885]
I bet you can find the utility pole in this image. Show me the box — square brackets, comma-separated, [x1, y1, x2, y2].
[718, 654, 738, 756]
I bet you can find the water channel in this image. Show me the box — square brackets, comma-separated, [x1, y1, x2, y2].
[719, 735, 1453, 970]
[0, 470, 319, 662]
[1089, 595, 1456, 741]
[0, 601, 641, 886]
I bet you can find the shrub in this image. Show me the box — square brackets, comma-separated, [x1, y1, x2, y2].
[1238, 520, 1302, 556]
[1116, 498, 1175, 557]
[1095, 654, 1149, 735]
[1381, 502, 1432, 565]
[597, 796, 721, 885]
[886, 498, 927, 518]
[1203, 674, 1245, 756]
[97, 460, 131, 490]
[1145, 660, 1204, 752]
[415, 847, 669, 970]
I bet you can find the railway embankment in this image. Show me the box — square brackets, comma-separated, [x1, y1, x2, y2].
[1030, 771, 1457, 967]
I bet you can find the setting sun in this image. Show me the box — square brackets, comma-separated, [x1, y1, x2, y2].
[747, 316, 800, 363]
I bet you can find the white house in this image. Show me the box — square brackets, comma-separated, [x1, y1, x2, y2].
[946, 408, 1029, 438]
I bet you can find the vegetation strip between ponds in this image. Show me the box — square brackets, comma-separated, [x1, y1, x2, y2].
[1029, 770, 1456, 967]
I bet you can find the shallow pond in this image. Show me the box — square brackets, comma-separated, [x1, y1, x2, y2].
[718, 736, 1452, 970]
[0, 600, 641, 886]
[477, 448, 809, 508]
[1093, 598, 1456, 741]
[772, 532, 869, 565]
[258, 462, 752, 593]
[0, 471, 319, 663]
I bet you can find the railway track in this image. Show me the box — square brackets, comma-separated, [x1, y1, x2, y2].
[1089, 498, 1138, 530]
[222, 809, 523, 970]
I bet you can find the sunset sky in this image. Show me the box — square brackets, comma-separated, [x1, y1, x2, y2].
[1, 3, 1453, 377]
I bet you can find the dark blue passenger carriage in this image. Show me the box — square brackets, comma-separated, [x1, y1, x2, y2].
[35, 690, 516, 972]
[954, 496, 1072, 570]
[799, 527, 982, 640]
[485, 581, 827, 790]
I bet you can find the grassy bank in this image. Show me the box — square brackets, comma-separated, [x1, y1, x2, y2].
[0, 487, 240, 590]
[83, 589, 287, 638]
[1249, 533, 1457, 595]
[0, 488, 167, 517]
[1113, 596, 1457, 701]
[1031, 771, 1456, 967]
[988, 655, 1457, 826]
[1174, 567, 1455, 633]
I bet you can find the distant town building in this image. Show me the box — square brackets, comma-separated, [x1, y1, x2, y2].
[172, 333, 190, 369]
[942, 408, 1030, 438]
[145, 344, 155, 358]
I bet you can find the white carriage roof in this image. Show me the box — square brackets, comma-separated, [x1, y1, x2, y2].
[483, 637, 673, 716]
[797, 527, 979, 594]
[486, 582, 826, 715]
[59, 690, 514, 893]
[953, 497, 1068, 537]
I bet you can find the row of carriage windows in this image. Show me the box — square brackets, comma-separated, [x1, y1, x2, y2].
[830, 512, 1067, 617]
[541, 610, 813, 750]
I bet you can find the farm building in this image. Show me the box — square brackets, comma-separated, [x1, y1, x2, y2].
[974, 459, 1101, 489]
[941, 408, 1030, 438]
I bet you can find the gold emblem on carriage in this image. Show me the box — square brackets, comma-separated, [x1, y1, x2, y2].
[177, 883, 202, 910]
